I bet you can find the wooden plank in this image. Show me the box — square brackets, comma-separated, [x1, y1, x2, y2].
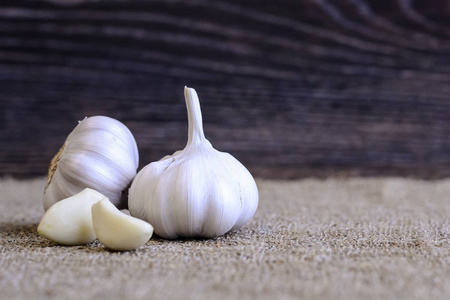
[1, 0, 450, 179]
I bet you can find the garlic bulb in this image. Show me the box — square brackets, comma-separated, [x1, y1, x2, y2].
[44, 116, 139, 211]
[129, 87, 258, 239]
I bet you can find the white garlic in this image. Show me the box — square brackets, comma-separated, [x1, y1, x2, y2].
[37, 188, 106, 245]
[129, 87, 258, 239]
[92, 198, 153, 251]
[44, 116, 139, 211]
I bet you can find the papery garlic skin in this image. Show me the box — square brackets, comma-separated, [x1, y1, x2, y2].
[129, 87, 258, 239]
[44, 116, 139, 211]
[37, 188, 107, 245]
[92, 198, 153, 251]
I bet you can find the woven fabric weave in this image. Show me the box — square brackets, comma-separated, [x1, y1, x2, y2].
[1, 177, 449, 300]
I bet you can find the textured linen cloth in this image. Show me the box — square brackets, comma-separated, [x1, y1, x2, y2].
[1, 177, 449, 300]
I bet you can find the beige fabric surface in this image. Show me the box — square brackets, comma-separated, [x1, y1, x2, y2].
[1, 177, 449, 300]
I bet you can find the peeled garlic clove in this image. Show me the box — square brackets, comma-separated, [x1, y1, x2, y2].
[44, 116, 139, 211]
[37, 188, 107, 245]
[92, 198, 153, 251]
[129, 87, 259, 239]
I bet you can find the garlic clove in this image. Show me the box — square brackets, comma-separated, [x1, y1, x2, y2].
[37, 188, 107, 245]
[92, 198, 153, 251]
[129, 87, 259, 239]
[44, 116, 139, 211]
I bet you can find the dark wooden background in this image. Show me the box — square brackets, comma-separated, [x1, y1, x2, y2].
[2, 0, 450, 179]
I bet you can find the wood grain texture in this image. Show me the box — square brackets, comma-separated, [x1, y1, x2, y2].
[1, 0, 450, 179]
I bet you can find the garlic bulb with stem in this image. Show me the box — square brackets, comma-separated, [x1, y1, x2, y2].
[44, 116, 139, 211]
[129, 87, 258, 239]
